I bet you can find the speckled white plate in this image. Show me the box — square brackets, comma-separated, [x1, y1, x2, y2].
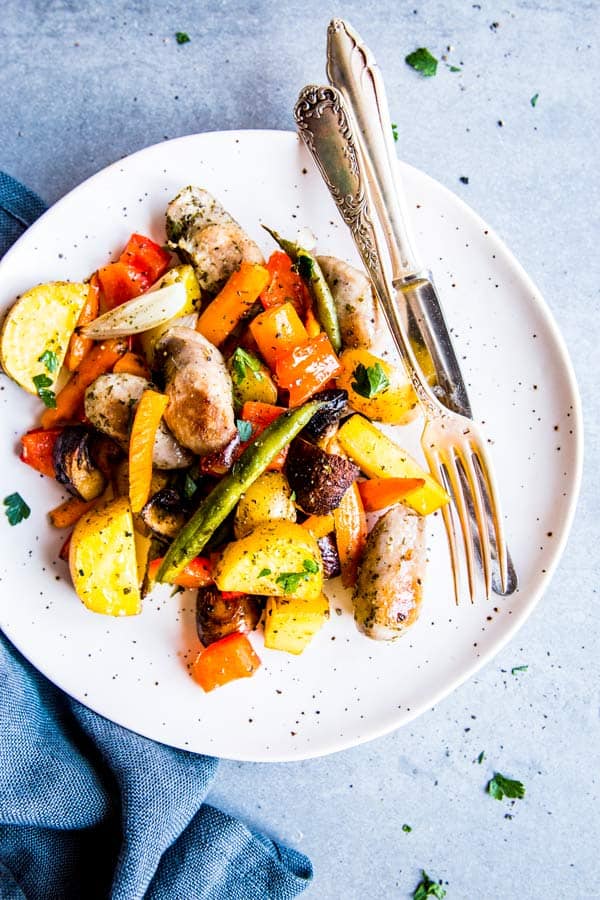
[0, 131, 582, 761]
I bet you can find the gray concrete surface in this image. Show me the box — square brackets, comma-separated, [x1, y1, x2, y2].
[2, 1, 599, 897]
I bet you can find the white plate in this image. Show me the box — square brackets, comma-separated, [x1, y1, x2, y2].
[0, 130, 582, 761]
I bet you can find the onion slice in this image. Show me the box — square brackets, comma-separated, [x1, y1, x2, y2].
[80, 282, 187, 339]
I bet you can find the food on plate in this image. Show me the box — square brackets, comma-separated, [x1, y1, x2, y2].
[5, 186, 451, 690]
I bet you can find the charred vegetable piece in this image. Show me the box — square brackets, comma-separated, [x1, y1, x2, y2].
[196, 585, 262, 645]
[140, 488, 187, 539]
[317, 533, 341, 580]
[53, 426, 107, 502]
[156, 400, 323, 583]
[199, 435, 242, 476]
[285, 438, 359, 516]
[300, 388, 349, 442]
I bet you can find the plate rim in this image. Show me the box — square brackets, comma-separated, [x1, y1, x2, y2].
[0, 129, 584, 761]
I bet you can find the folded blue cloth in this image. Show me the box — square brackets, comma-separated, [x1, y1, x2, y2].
[0, 171, 313, 900]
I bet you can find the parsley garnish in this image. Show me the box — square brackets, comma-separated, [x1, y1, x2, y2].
[448, 65, 461, 72]
[32, 373, 56, 408]
[302, 558, 319, 574]
[413, 870, 446, 899]
[275, 559, 319, 593]
[183, 474, 197, 499]
[487, 772, 525, 801]
[231, 347, 261, 384]
[175, 31, 190, 44]
[236, 419, 253, 442]
[38, 349, 59, 373]
[3, 493, 31, 526]
[405, 48, 438, 77]
[402, 823, 412, 833]
[530, 92, 539, 107]
[258, 568, 272, 578]
[511, 664, 528, 675]
[351, 362, 389, 398]
[477, 750, 485, 764]
[392, 122, 399, 142]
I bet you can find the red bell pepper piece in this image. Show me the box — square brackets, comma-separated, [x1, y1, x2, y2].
[259, 251, 311, 317]
[119, 233, 171, 284]
[275, 332, 341, 407]
[20, 427, 62, 477]
[147, 556, 213, 589]
[239, 401, 288, 470]
[97, 262, 151, 310]
[191, 632, 261, 692]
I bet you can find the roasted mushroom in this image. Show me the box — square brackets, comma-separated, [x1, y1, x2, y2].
[53, 426, 106, 501]
[317, 534, 341, 580]
[196, 585, 262, 646]
[300, 388, 349, 443]
[285, 438, 359, 515]
[140, 488, 187, 540]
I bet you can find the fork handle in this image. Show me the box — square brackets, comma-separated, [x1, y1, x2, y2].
[326, 18, 423, 281]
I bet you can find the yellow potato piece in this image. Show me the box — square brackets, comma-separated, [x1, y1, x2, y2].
[233, 471, 296, 539]
[0, 281, 88, 393]
[139, 265, 200, 362]
[264, 593, 330, 655]
[69, 496, 142, 616]
[213, 522, 323, 600]
[336, 348, 418, 425]
[337, 415, 450, 516]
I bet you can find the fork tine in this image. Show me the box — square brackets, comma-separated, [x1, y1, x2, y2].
[442, 450, 478, 603]
[470, 441, 508, 593]
[424, 448, 462, 605]
[460, 450, 493, 599]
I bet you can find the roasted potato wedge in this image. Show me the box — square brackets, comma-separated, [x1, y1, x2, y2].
[264, 593, 330, 655]
[233, 471, 296, 539]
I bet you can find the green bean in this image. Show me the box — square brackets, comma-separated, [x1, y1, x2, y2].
[262, 226, 342, 353]
[156, 400, 322, 582]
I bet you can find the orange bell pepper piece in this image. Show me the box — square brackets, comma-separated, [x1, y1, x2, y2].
[249, 301, 308, 370]
[197, 262, 270, 347]
[357, 477, 426, 512]
[259, 251, 311, 317]
[41, 338, 128, 428]
[49, 495, 98, 529]
[275, 332, 341, 407]
[129, 389, 169, 513]
[112, 351, 151, 379]
[301, 514, 335, 539]
[304, 304, 322, 338]
[333, 481, 367, 588]
[147, 556, 213, 589]
[64, 276, 100, 372]
[20, 427, 62, 477]
[191, 632, 261, 692]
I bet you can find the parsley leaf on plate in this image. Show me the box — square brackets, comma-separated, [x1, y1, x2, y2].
[413, 870, 446, 899]
[3, 493, 31, 526]
[38, 349, 59, 373]
[236, 419, 253, 442]
[351, 362, 389, 398]
[175, 31, 190, 44]
[487, 772, 525, 801]
[405, 48, 438, 77]
[402, 823, 412, 833]
[511, 664, 528, 675]
[392, 122, 399, 142]
[477, 750, 485, 764]
[258, 568, 272, 578]
[530, 93, 539, 107]
[231, 347, 261, 384]
[32, 373, 56, 408]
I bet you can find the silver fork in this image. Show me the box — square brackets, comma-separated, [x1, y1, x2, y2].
[295, 84, 508, 602]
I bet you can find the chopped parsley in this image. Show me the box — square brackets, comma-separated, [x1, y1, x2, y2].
[258, 568, 272, 578]
[231, 347, 261, 384]
[487, 772, 525, 801]
[530, 92, 539, 107]
[405, 48, 438, 77]
[32, 373, 56, 408]
[275, 559, 319, 593]
[413, 870, 446, 899]
[175, 31, 190, 44]
[38, 349, 59, 373]
[511, 664, 528, 675]
[3, 492, 31, 526]
[302, 558, 319, 574]
[183, 474, 197, 499]
[351, 362, 389, 398]
[477, 750, 485, 764]
[392, 122, 399, 142]
[402, 823, 412, 833]
[448, 65, 461, 72]
[236, 419, 253, 442]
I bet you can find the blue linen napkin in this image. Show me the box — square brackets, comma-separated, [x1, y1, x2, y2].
[0, 171, 313, 900]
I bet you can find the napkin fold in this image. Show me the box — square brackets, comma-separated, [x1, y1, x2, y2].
[0, 171, 313, 900]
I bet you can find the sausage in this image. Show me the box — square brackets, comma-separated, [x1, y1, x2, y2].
[353, 504, 425, 640]
[154, 326, 237, 456]
[84, 373, 193, 470]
